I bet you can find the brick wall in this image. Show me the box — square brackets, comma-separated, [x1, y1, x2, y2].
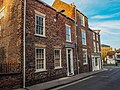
[25, 0, 77, 86]
[76, 11, 92, 73]
[0, 0, 23, 89]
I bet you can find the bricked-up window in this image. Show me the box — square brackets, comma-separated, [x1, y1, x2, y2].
[83, 49, 88, 65]
[82, 29, 86, 45]
[54, 49, 62, 69]
[35, 48, 46, 72]
[80, 14, 85, 26]
[35, 13, 45, 36]
[66, 25, 71, 42]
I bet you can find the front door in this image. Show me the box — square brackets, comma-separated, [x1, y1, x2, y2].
[66, 48, 74, 76]
[92, 57, 100, 71]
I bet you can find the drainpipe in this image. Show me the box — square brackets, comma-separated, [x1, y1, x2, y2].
[23, 0, 26, 88]
[74, 6, 79, 74]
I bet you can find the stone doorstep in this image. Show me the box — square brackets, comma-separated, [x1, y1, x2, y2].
[16, 70, 105, 90]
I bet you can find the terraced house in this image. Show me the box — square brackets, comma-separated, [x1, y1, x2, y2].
[0, 0, 102, 89]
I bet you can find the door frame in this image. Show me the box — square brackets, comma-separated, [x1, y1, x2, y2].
[66, 48, 74, 76]
[92, 56, 100, 71]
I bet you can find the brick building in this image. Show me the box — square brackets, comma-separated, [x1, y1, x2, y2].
[0, 0, 23, 89]
[91, 30, 102, 71]
[0, 0, 102, 89]
[52, 0, 102, 73]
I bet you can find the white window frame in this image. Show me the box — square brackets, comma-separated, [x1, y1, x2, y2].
[0, 7, 4, 19]
[93, 41, 96, 52]
[66, 24, 71, 42]
[93, 32, 95, 40]
[80, 14, 85, 26]
[35, 48, 46, 72]
[35, 10, 46, 37]
[81, 29, 86, 45]
[97, 43, 99, 52]
[54, 49, 62, 69]
[83, 49, 88, 65]
[96, 34, 99, 41]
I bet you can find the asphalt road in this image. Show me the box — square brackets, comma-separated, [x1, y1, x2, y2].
[52, 66, 120, 90]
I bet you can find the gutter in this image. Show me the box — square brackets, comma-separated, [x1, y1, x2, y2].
[23, 0, 26, 88]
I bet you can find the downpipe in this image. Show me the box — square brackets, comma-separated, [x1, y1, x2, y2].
[23, 0, 26, 88]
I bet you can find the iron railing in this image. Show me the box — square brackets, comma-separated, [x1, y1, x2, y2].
[0, 62, 21, 74]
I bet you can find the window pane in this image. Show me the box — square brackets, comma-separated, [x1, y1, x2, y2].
[36, 49, 45, 70]
[66, 35, 70, 41]
[66, 26, 70, 34]
[80, 15, 85, 26]
[82, 30, 86, 45]
[36, 25, 39, 34]
[66, 26, 71, 41]
[54, 50, 61, 68]
[83, 49, 87, 64]
[36, 16, 39, 24]
[35, 15, 44, 35]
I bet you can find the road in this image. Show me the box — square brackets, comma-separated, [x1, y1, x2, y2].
[52, 66, 120, 90]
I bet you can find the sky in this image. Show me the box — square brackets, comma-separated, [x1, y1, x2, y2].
[42, 0, 120, 49]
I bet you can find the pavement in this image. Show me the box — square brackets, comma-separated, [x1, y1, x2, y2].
[16, 69, 105, 90]
[55, 66, 120, 90]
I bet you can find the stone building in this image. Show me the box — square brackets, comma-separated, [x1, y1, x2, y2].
[0, 0, 102, 89]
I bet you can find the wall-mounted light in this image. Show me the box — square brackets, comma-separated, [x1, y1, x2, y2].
[54, 9, 65, 22]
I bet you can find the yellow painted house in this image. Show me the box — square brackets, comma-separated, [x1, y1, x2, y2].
[101, 44, 112, 61]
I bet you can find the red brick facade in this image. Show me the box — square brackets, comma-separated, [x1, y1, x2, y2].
[0, 0, 101, 89]
[25, 0, 77, 86]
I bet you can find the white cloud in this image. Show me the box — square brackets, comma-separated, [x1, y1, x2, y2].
[91, 12, 120, 19]
[89, 20, 120, 35]
[41, 0, 54, 5]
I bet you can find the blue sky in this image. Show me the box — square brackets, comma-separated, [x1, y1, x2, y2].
[42, 0, 120, 49]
